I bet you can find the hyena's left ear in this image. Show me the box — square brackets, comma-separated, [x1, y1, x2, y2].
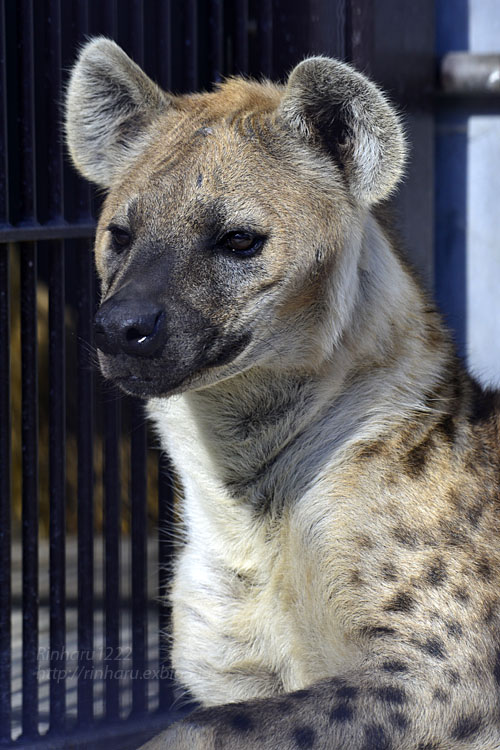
[279, 57, 406, 205]
[65, 37, 170, 188]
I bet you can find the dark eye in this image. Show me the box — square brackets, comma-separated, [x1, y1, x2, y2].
[220, 231, 264, 257]
[108, 224, 131, 253]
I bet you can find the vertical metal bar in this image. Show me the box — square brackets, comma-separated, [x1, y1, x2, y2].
[158, 454, 174, 712]
[183, 0, 198, 90]
[234, 0, 248, 74]
[45, 0, 63, 223]
[47, 0, 66, 732]
[77, 241, 94, 725]
[21, 241, 39, 740]
[48, 240, 66, 733]
[0, 0, 11, 740]
[0, 244, 11, 743]
[0, 0, 8, 225]
[103, 391, 121, 722]
[157, 0, 172, 90]
[256, 0, 273, 78]
[17, 0, 36, 224]
[130, 400, 147, 715]
[208, 0, 223, 83]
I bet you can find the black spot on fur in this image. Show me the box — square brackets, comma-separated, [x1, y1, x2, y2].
[445, 621, 463, 639]
[483, 599, 498, 624]
[330, 702, 354, 724]
[466, 502, 484, 527]
[451, 715, 482, 741]
[476, 557, 492, 580]
[382, 564, 398, 581]
[291, 689, 312, 700]
[384, 592, 415, 614]
[336, 685, 359, 700]
[230, 713, 254, 732]
[293, 726, 316, 748]
[446, 668, 461, 685]
[420, 637, 447, 660]
[433, 688, 449, 703]
[392, 525, 418, 548]
[426, 559, 447, 586]
[362, 723, 392, 750]
[373, 686, 406, 705]
[403, 437, 432, 477]
[417, 743, 440, 750]
[382, 660, 408, 673]
[452, 586, 470, 604]
[362, 626, 396, 638]
[435, 413, 456, 444]
[440, 521, 468, 547]
[389, 712, 409, 731]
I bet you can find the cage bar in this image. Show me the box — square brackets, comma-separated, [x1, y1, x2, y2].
[76, 241, 95, 725]
[20, 242, 39, 739]
[103, 390, 121, 721]
[183, 0, 198, 91]
[256, 0, 273, 77]
[0, 0, 8, 224]
[130, 400, 148, 715]
[233, 0, 249, 74]
[208, 0, 224, 83]
[48, 240, 66, 732]
[0, 244, 11, 743]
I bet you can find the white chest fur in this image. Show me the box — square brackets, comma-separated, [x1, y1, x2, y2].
[147, 393, 356, 704]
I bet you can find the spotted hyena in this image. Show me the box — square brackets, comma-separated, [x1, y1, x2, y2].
[65, 38, 500, 749]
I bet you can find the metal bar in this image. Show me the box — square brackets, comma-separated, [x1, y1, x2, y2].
[441, 52, 500, 95]
[256, 0, 273, 78]
[156, 0, 172, 90]
[0, 243, 11, 743]
[234, 0, 248, 74]
[158, 453, 175, 712]
[0, 0, 8, 224]
[130, 399, 147, 715]
[44, 0, 63, 223]
[76, 241, 94, 725]
[183, 0, 198, 90]
[17, 0, 36, 224]
[0, 222, 96, 244]
[103, 389, 121, 721]
[21, 241, 39, 740]
[49, 240, 66, 733]
[208, 0, 223, 83]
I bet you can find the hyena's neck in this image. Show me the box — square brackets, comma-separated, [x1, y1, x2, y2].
[150, 213, 459, 514]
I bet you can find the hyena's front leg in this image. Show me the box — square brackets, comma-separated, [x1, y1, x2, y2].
[140, 658, 500, 749]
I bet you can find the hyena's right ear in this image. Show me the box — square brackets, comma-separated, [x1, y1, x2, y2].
[65, 38, 170, 188]
[278, 57, 406, 205]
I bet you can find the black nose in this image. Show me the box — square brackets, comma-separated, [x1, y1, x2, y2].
[94, 296, 167, 357]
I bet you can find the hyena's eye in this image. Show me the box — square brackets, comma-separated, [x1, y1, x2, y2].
[220, 231, 264, 257]
[108, 224, 131, 253]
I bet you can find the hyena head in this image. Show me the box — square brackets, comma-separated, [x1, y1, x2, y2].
[65, 38, 406, 398]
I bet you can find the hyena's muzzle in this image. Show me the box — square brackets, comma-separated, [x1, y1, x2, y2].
[93, 268, 252, 399]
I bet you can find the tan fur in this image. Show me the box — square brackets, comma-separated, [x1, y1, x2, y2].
[66, 39, 500, 749]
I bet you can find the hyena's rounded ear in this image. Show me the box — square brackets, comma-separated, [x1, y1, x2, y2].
[65, 37, 170, 188]
[278, 57, 407, 205]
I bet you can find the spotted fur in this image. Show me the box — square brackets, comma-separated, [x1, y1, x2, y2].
[66, 38, 500, 749]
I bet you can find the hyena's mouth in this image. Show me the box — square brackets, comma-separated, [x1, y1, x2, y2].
[98, 330, 252, 398]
